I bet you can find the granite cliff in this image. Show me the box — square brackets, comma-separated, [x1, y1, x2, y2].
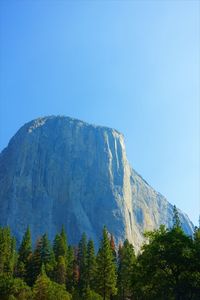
[0, 116, 193, 249]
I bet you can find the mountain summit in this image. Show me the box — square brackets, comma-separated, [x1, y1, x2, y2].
[0, 116, 193, 249]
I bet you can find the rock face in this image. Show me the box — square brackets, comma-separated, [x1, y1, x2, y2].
[0, 116, 193, 249]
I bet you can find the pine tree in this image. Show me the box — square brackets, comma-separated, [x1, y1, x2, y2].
[53, 226, 68, 262]
[73, 246, 80, 286]
[54, 255, 67, 285]
[193, 225, 200, 298]
[117, 239, 135, 300]
[18, 226, 32, 264]
[194, 216, 200, 246]
[78, 233, 88, 294]
[110, 234, 117, 275]
[110, 234, 116, 260]
[0, 227, 16, 275]
[173, 205, 181, 228]
[66, 245, 75, 292]
[53, 234, 61, 259]
[17, 226, 32, 279]
[33, 264, 72, 300]
[41, 233, 55, 277]
[28, 237, 43, 285]
[33, 264, 50, 300]
[96, 227, 117, 300]
[60, 225, 68, 251]
[86, 239, 96, 290]
[193, 217, 200, 280]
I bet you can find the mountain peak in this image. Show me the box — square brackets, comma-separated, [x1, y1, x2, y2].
[0, 117, 193, 250]
[25, 115, 122, 136]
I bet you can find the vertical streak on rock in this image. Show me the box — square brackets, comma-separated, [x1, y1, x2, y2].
[0, 116, 194, 249]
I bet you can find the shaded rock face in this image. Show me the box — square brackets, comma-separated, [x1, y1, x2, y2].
[0, 116, 193, 249]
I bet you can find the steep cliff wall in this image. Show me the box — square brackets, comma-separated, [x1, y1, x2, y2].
[0, 116, 193, 249]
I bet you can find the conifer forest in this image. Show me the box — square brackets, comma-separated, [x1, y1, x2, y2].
[0, 208, 200, 300]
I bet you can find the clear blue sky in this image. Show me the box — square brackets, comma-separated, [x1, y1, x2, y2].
[0, 0, 199, 225]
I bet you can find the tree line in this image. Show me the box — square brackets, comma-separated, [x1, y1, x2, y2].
[0, 206, 199, 300]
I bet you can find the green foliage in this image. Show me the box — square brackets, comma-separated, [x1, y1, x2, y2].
[192, 225, 200, 298]
[27, 234, 55, 285]
[132, 225, 199, 300]
[16, 227, 32, 280]
[83, 288, 103, 300]
[77, 233, 88, 294]
[9, 278, 32, 300]
[72, 288, 102, 300]
[0, 225, 200, 299]
[33, 266, 71, 300]
[0, 274, 15, 300]
[18, 227, 32, 265]
[0, 274, 32, 300]
[60, 226, 68, 251]
[53, 226, 68, 261]
[66, 245, 75, 292]
[117, 239, 136, 299]
[41, 233, 55, 277]
[96, 227, 117, 300]
[54, 255, 67, 285]
[86, 239, 97, 290]
[173, 205, 181, 228]
[27, 237, 43, 285]
[110, 234, 117, 263]
[0, 227, 16, 275]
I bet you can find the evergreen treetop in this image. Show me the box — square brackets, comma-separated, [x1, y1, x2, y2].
[96, 226, 117, 300]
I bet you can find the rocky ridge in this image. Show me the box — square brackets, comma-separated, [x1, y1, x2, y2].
[0, 116, 194, 250]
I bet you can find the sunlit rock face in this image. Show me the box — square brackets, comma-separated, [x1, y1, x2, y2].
[0, 116, 193, 249]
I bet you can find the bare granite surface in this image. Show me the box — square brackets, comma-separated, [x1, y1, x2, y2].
[0, 116, 194, 249]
